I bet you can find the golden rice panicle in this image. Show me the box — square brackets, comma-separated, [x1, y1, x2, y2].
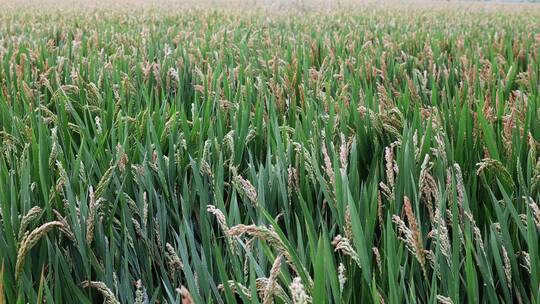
[206, 205, 229, 234]
[332, 234, 361, 267]
[116, 144, 129, 173]
[165, 243, 183, 277]
[232, 170, 258, 207]
[418, 154, 437, 222]
[289, 277, 309, 304]
[519, 251, 531, 274]
[432, 207, 452, 267]
[392, 197, 427, 278]
[81, 281, 119, 304]
[53, 209, 76, 242]
[436, 295, 454, 304]
[321, 138, 335, 188]
[219, 280, 252, 299]
[339, 133, 351, 175]
[262, 254, 283, 304]
[256, 278, 289, 303]
[528, 198, 540, 230]
[338, 263, 347, 293]
[177, 285, 194, 304]
[372, 247, 382, 274]
[377, 191, 385, 230]
[453, 164, 465, 209]
[17, 206, 43, 242]
[344, 205, 353, 240]
[16, 221, 65, 281]
[86, 186, 102, 245]
[403, 197, 426, 273]
[287, 165, 300, 199]
[384, 145, 395, 189]
[134, 279, 147, 304]
[502, 246, 512, 289]
[228, 224, 313, 287]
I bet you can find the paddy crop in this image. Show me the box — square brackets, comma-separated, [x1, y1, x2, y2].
[0, 3, 540, 303]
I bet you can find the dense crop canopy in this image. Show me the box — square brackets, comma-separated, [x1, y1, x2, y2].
[1, 3, 540, 303]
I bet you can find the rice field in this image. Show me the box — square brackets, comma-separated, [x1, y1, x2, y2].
[1, 2, 540, 303]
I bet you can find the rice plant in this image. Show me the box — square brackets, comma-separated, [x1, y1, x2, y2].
[0, 2, 540, 303]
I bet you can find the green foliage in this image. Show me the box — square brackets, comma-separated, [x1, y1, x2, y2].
[0, 4, 540, 303]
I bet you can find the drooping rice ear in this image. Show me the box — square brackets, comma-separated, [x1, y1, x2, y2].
[81, 281, 119, 304]
[16, 221, 65, 281]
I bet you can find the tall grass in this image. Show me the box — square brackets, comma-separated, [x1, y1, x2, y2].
[0, 5, 540, 303]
